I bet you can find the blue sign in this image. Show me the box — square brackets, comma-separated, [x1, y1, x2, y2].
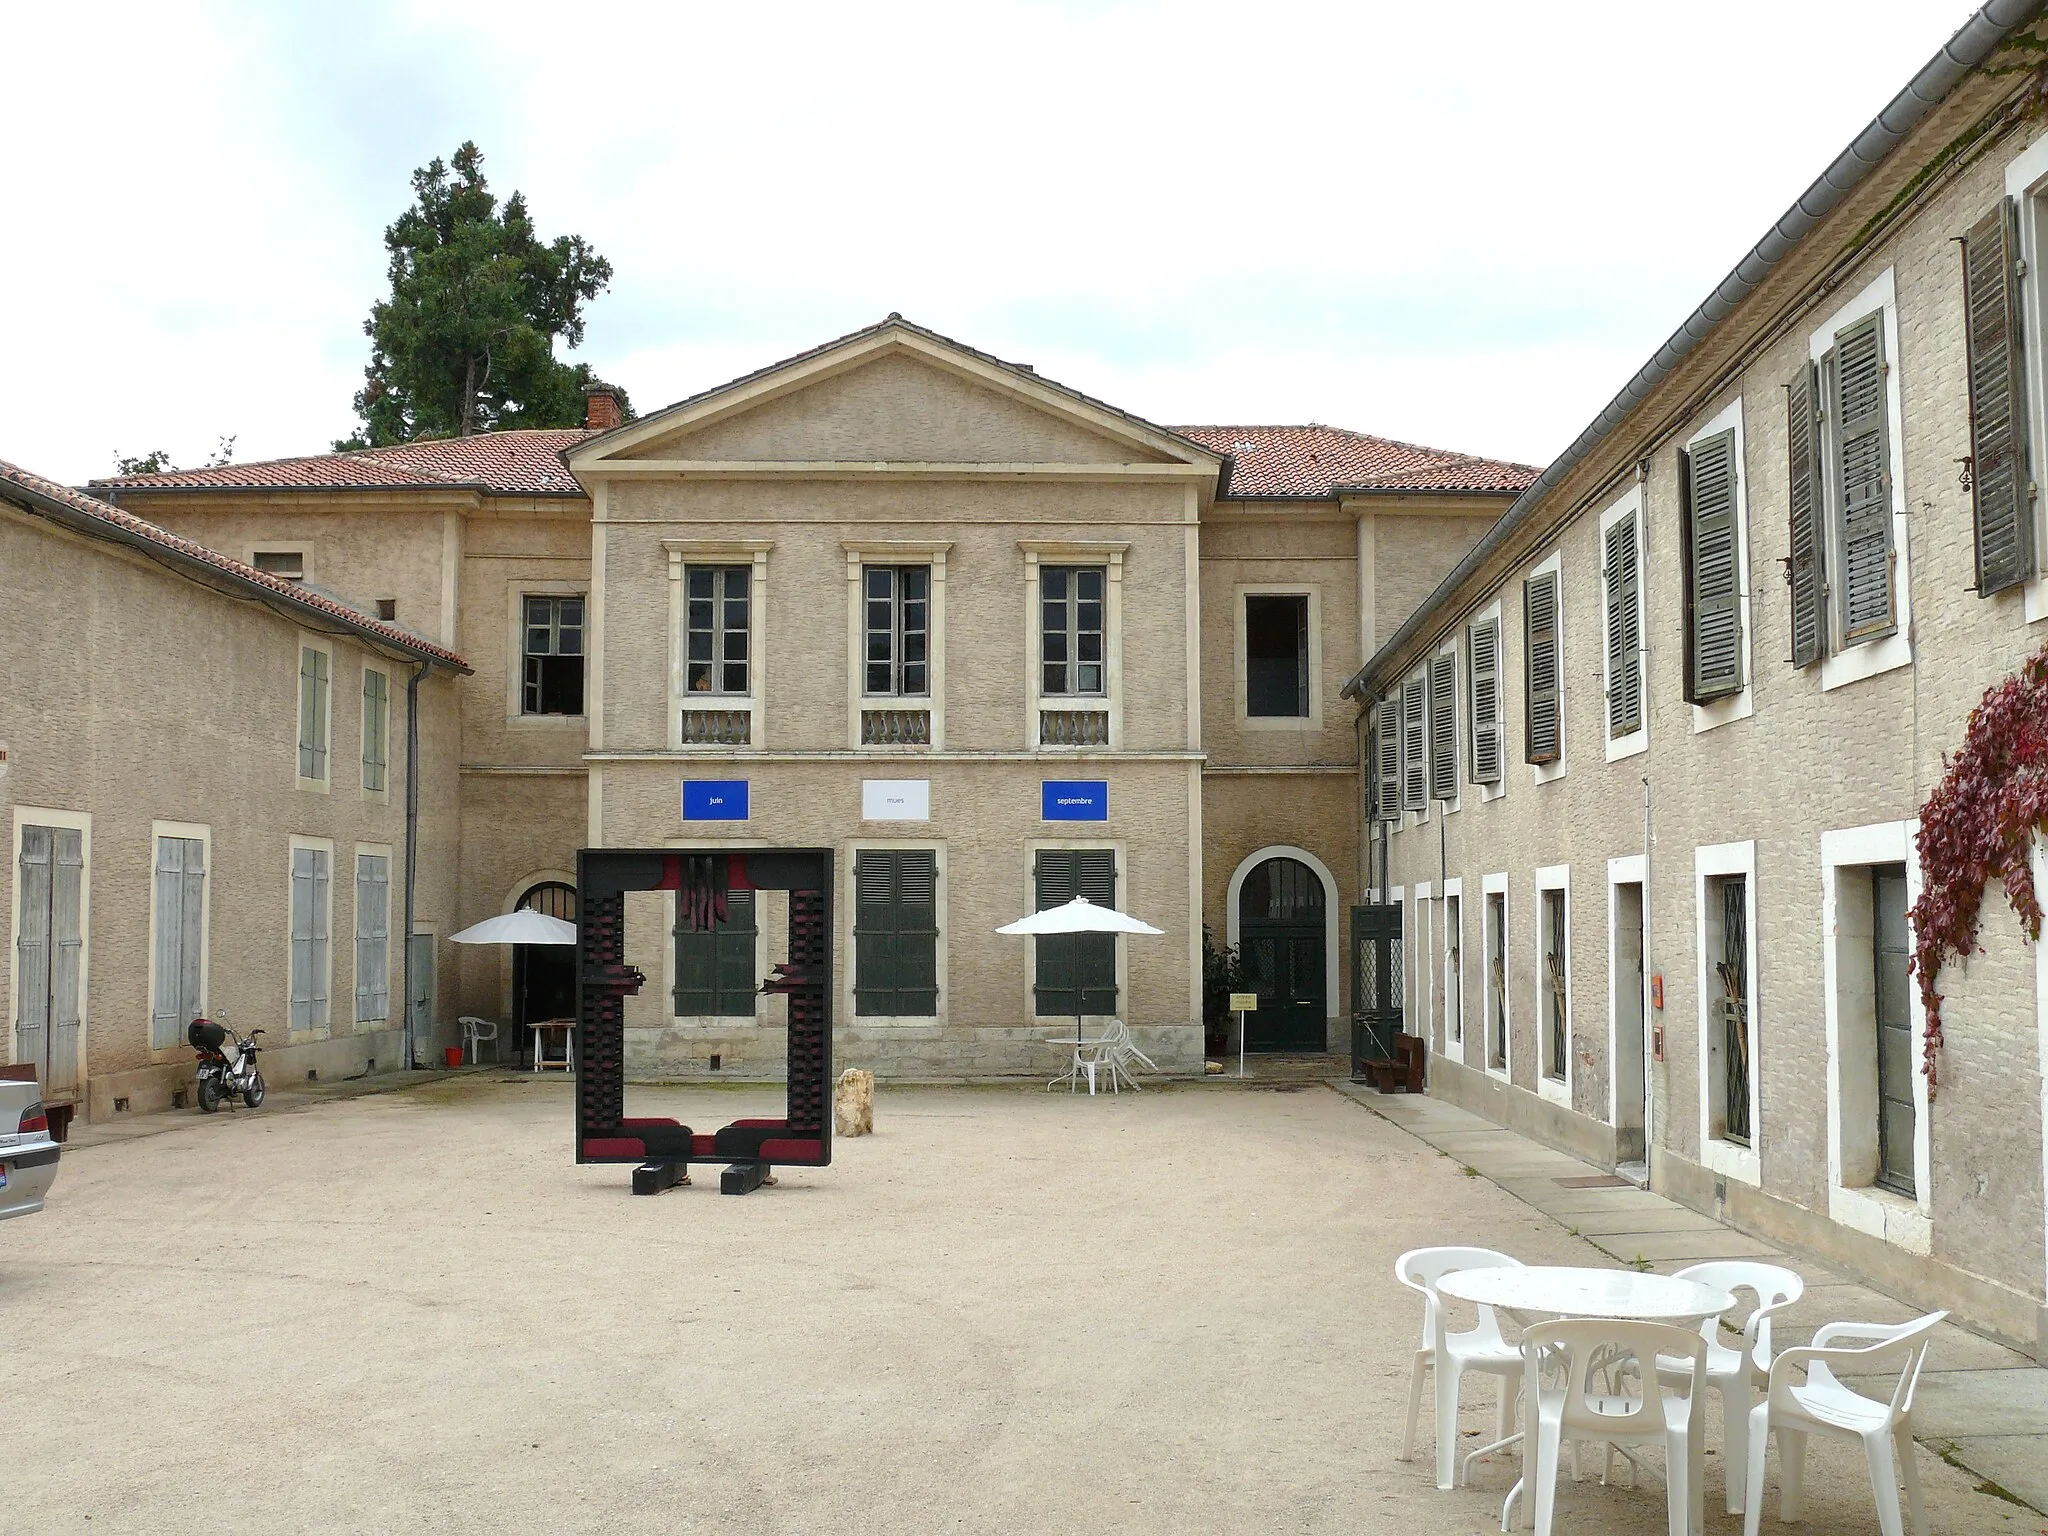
[683, 779, 749, 821]
[1041, 780, 1108, 822]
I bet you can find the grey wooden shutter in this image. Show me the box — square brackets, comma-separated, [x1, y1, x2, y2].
[1374, 697, 1402, 819]
[362, 671, 389, 792]
[48, 828, 83, 1096]
[1603, 516, 1642, 737]
[1832, 314, 1897, 640]
[1684, 431, 1745, 700]
[14, 826, 51, 1069]
[672, 888, 758, 1017]
[151, 837, 206, 1047]
[1467, 617, 1501, 785]
[298, 648, 329, 780]
[290, 849, 314, 1032]
[1787, 364, 1825, 666]
[177, 841, 205, 1034]
[312, 850, 331, 1029]
[1523, 571, 1561, 763]
[1427, 651, 1457, 800]
[355, 854, 389, 1023]
[1400, 672, 1427, 810]
[855, 850, 937, 1017]
[1964, 198, 2034, 595]
[1034, 849, 1117, 1016]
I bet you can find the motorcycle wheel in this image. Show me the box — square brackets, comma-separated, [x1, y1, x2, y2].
[243, 1071, 266, 1109]
[197, 1077, 221, 1114]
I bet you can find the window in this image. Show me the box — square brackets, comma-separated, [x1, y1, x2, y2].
[1400, 671, 1427, 812]
[1427, 649, 1457, 801]
[1035, 849, 1117, 1017]
[150, 835, 205, 1048]
[686, 565, 751, 695]
[522, 595, 585, 715]
[375, 598, 397, 621]
[853, 849, 938, 1016]
[1600, 503, 1643, 746]
[354, 852, 390, 1024]
[1244, 593, 1309, 717]
[1444, 892, 1463, 1046]
[1523, 568, 1561, 765]
[1484, 887, 1508, 1071]
[297, 645, 330, 782]
[864, 566, 930, 697]
[1707, 873, 1751, 1146]
[1042, 566, 1106, 696]
[1872, 863, 1916, 1197]
[1466, 615, 1503, 786]
[673, 887, 758, 1017]
[289, 844, 332, 1033]
[1681, 430, 1746, 700]
[1540, 885, 1568, 1084]
[254, 550, 304, 581]
[1962, 198, 2034, 595]
[362, 668, 389, 793]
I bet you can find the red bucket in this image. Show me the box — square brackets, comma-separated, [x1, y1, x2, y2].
[444, 1045, 463, 1069]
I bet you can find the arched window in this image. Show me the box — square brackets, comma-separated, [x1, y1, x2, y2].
[520, 882, 577, 922]
[1240, 857, 1324, 922]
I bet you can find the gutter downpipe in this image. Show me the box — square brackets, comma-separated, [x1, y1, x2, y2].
[1339, 0, 2039, 704]
[1637, 458, 1657, 1181]
[403, 660, 429, 1071]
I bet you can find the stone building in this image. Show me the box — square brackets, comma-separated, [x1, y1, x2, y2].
[1348, 2, 2048, 1354]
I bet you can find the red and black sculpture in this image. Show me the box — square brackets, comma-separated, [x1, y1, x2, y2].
[574, 847, 833, 1195]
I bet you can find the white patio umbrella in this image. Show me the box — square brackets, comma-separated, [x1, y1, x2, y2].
[997, 897, 1164, 1048]
[449, 909, 577, 946]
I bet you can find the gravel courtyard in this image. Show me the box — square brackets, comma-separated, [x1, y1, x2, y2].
[9, 1078, 2026, 1533]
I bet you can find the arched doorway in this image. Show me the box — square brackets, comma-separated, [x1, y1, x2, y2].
[513, 881, 577, 1054]
[1238, 856, 1328, 1052]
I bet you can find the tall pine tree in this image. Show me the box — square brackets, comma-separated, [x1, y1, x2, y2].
[338, 143, 626, 448]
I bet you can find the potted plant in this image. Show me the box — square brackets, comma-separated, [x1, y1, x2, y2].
[1201, 926, 1245, 1058]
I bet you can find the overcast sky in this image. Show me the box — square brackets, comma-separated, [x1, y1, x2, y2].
[0, 1, 1985, 483]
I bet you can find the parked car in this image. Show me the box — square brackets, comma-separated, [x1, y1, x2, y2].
[0, 1078, 59, 1220]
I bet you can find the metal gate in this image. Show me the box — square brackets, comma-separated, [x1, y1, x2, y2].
[1349, 903, 1403, 1077]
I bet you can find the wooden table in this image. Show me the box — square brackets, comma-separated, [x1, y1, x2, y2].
[530, 1018, 575, 1073]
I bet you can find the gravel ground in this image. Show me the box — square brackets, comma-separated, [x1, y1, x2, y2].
[8, 1077, 2028, 1534]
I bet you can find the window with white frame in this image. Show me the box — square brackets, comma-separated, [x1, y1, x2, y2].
[354, 851, 390, 1024]
[685, 565, 752, 696]
[361, 667, 389, 794]
[289, 843, 332, 1033]
[666, 542, 769, 749]
[1539, 880, 1569, 1085]
[1705, 874, 1753, 1146]
[1483, 884, 1509, 1072]
[297, 643, 331, 784]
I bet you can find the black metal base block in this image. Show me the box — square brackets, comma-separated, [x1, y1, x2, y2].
[632, 1161, 689, 1196]
[720, 1162, 769, 1196]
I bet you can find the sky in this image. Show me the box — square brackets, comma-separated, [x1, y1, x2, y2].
[0, 0, 1989, 484]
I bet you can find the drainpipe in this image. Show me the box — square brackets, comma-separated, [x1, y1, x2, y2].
[1637, 457, 1656, 1177]
[402, 659, 429, 1070]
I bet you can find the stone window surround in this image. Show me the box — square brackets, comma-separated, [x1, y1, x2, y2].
[1021, 540, 1125, 753]
[1998, 134, 2048, 625]
[1597, 488, 1648, 764]
[1534, 863, 1572, 1107]
[1232, 582, 1323, 732]
[847, 541, 950, 753]
[353, 841, 394, 1026]
[1809, 267, 1914, 694]
[662, 540, 772, 751]
[846, 837, 948, 1030]
[1606, 853, 1650, 1139]
[1482, 871, 1511, 1084]
[503, 579, 589, 728]
[1468, 598, 1507, 805]
[1820, 819, 1932, 1255]
[147, 820, 212, 1060]
[1685, 396, 1757, 734]
[295, 634, 334, 795]
[7, 806, 94, 1081]
[1526, 550, 1567, 787]
[287, 833, 336, 1043]
[1695, 839, 1762, 1188]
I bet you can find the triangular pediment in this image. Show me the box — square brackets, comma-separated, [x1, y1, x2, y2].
[568, 318, 1220, 473]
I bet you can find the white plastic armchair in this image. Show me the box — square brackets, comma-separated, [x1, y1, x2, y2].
[1742, 1310, 1946, 1536]
[1394, 1246, 1526, 1491]
[457, 1015, 499, 1065]
[1652, 1261, 1803, 1514]
[1094, 1020, 1154, 1092]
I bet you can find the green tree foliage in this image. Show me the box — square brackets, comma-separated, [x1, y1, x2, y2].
[338, 142, 626, 449]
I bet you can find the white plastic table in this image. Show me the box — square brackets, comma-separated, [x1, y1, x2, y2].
[1436, 1266, 1734, 1534]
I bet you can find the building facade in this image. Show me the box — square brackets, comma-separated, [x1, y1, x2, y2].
[1352, 8, 2048, 1355]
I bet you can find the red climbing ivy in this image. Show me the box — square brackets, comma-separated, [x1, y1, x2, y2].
[1911, 642, 2048, 1096]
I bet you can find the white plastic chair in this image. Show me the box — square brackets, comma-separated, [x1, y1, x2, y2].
[1395, 1246, 1526, 1491]
[1652, 1261, 1803, 1514]
[457, 1015, 498, 1065]
[1524, 1319, 1706, 1536]
[1093, 1020, 1155, 1093]
[1742, 1310, 1945, 1536]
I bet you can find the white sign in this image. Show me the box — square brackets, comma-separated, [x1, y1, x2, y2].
[862, 779, 930, 822]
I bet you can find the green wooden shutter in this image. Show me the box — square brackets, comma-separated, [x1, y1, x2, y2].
[672, 888, 758, 1017]
[1964, 198, 2035, 595]
[1427, 651, 1457, 800]
[854, 851, 937, 1017]
[1603, 516, 1642, 737]
[1523, 571, 1561, 763]
[1399, 672, 1427, 809]
[1374, 697, 1402, 818]
[1467, 617, 1501, 784]
[1034, 849, 1117, 1017]
[1787, 363, 1825, 666]
[1683, 430, 1744, 700]
[1832, 314, 1896, 641]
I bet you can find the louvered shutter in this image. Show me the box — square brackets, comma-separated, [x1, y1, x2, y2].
[1427, 650, 1457, 799]
[1787, 364, 1825, 666]
[355, 853, 389, 1023]
[1400, 672, 1427, 810]
[311, 849, 331, 1029]
[291, 848, 315, 1032]
[1603, 516, 1642, 737]
[47, 829, 83, 1096]
[152, 838, 187, 1048]
[1467, 618, 1502, 784]
[1374, 697, 1402, 819]
[1832, 314, 1897, 640]
[855, 850, 937, 1017]
[1683, 431, 1745, 700]
[1524, 571, 1561, 763]
[1034, 849, 1117, 1016]
[298, 647, 329, 780]
[177, 840, 205, 1033]
[672, 888, 757, 1017]
[1964, 199, 2035, 595]
[15, 826, 51, 1068]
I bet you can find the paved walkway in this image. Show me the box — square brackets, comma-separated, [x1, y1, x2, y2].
[1333, 1081, 2048, 1517]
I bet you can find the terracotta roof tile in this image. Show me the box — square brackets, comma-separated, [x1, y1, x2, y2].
[93, 429, 593, 497]
[1174, 424, 1538, 499]
[0, 457, 468, 669]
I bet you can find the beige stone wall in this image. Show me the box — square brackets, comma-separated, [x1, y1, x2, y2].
[0, 505, 461, 1115]
[456, 503, 592, 767]
[1373, 116, 2048, 1346]
[1372, 509, 1501, 653]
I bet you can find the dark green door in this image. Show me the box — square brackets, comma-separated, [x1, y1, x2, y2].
[1239, 857, 1327, 1051]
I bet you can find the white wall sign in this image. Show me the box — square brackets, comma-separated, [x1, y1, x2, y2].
[862, 779, 930, 822]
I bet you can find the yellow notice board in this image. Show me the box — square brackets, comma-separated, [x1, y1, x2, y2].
[1228, 992, 1258, 1012]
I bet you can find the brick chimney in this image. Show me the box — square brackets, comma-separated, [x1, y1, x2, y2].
[583, 381, 623, 433]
